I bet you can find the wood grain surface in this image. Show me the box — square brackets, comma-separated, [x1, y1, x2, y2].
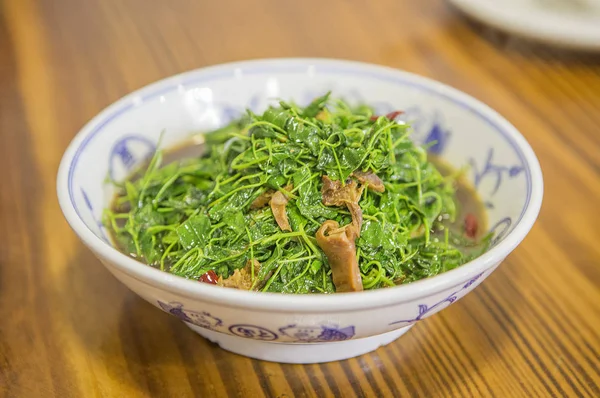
[1, 0, 599, 396]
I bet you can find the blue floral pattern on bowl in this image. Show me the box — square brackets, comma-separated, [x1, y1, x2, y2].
[470, 148, 524, 197]
[279, 324, 355, 342]
[156, 300, 357, 342]
[108, 135, 156, 182]
[389, 272, 485, 326]
[228, 324, 279, 341]
[157, 301, 223, 331]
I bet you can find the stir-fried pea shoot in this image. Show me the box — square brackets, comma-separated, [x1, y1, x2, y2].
[104, 93, 491, 293]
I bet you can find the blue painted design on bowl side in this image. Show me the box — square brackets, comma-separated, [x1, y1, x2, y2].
[228, 324, 279, 341]
[157, 300, 223, 330]
[389, 272, 485, 326]
[279, 324, 355, 342]
[157, 300, 357, 341]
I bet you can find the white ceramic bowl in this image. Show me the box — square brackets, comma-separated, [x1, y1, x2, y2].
[57, 58, 543, 364]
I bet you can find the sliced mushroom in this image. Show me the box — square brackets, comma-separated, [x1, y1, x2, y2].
[218, 259, 261, 290]
[316, 220, 363, 293]
[321, 175, 365, 234]
[271, 190, 292, 232]
[352, 170, 385, 193]
[250, 190, 274, 209]
[345, 202, 363, 237]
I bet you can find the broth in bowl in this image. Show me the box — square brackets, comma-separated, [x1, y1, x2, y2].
[105, 93, 491, 294]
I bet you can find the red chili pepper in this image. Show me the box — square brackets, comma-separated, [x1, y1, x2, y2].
[369, 110, 404, 121]
[385, 110, 404, 120]
[464, 213, 478, 239]
[199, 270, 218, 284]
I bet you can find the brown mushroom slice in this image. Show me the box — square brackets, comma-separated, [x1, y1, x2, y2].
[316, 220, 363, 293]
[321, 175, 346, 206]
[250, 190, 274, 209]
[352, 170, 385, 193]
[218, 259, 260, 290]
[346, 202, 363, 236]
[270, 190, 292, 232]
[321, 175, 365, 233]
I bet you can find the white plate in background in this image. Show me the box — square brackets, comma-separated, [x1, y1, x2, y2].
[449, 0, 600, 51]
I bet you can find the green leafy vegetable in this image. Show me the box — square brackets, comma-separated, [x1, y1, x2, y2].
[104, 92, 491, 293]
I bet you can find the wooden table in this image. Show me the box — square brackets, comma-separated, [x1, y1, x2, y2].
[1, 0, 599, 396]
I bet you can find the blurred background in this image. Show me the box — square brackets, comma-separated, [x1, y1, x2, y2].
[1, 0, 599, 397]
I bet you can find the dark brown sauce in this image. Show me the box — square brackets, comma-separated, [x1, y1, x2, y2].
[162, 137, 206, 164]
[429, 154, 488, 241]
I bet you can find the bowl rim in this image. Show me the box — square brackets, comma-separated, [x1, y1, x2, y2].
[56, 57, 543, 312]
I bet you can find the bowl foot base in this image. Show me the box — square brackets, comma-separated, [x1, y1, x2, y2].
[185, 324, 413, 363]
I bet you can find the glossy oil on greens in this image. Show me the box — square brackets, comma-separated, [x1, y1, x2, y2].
[104, 93, 491, 294]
